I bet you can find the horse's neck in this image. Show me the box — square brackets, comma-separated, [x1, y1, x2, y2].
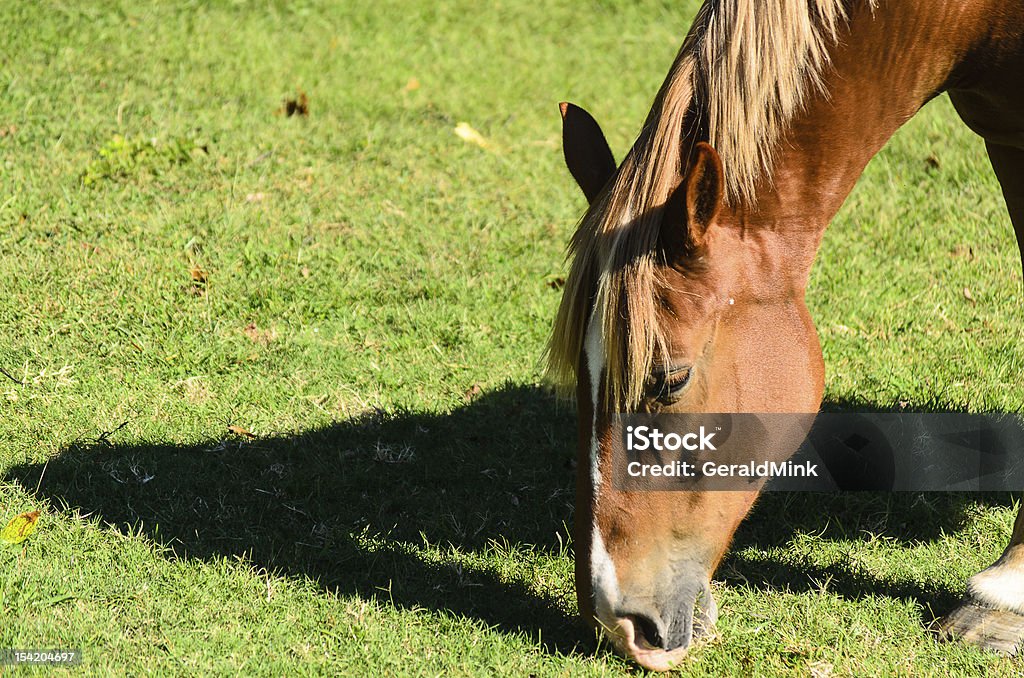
[726, 0, 1016, 288]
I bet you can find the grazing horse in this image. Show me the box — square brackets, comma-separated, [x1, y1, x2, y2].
[547, 0, 1024, 670]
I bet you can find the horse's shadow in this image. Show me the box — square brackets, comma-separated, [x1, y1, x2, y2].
[3, 385, 1015, 652]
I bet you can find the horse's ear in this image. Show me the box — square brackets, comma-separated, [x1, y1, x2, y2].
[662, 142, 724, 253]
[683, 142, 724, 244]
[560, 102, 616, 204]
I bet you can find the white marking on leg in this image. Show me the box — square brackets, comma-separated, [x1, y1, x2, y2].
[968, 562, 1024, 614]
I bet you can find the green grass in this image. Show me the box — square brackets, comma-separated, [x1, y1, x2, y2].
[2, 0, 1023, 675]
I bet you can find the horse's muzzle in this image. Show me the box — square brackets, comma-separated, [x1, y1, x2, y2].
[603, 566, 717, 671]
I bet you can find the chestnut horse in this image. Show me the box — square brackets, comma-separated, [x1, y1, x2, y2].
[547, 0, 1024, 670]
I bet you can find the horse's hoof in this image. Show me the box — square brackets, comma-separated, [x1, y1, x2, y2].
[939, 598, 1024, 655]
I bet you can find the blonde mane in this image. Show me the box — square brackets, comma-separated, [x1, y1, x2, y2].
[546, 0, 868, 409]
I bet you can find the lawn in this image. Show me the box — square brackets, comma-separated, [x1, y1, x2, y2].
[2, 0, 1023, 675]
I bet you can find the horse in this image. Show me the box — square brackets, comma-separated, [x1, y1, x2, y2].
[546, 0, 1024, 670]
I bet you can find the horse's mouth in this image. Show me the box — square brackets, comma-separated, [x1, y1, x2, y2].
[610, 615, 693, 672]
[603, 586, 718, 672]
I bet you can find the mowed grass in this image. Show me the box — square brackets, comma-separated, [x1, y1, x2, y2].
[2, 0, 1023, 675]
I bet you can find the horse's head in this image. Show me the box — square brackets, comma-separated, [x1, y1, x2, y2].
[554, 103, 824, 670]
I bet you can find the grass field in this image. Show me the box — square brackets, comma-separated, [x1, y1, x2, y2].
[3, 0, 1024, 675]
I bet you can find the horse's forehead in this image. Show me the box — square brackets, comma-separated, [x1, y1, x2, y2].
[653, 260, 719, 307]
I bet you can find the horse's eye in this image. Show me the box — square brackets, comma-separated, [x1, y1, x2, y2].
[649, 365, 692, 403]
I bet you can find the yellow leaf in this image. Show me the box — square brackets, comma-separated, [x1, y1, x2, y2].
[1, 511, 40, 545]
[228, 424, 257, 439]
[454, 122, 491, 150]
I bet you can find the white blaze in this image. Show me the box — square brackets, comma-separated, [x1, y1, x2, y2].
[585, 316, 604, 490]
[585, 316, 620, 621]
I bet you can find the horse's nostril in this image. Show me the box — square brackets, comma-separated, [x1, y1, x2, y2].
[631, 613, 665, 650]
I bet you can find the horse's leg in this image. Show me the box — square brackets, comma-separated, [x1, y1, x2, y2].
[941, 141, 1024, 654]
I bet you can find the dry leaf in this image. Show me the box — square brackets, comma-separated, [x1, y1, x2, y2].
[277, 91, 309, 117]
[950, 244, 975, 260]
[186, 266, 209, 297]
[245, 192, 266, 203]
[1, 511, 40, 545]
[404, 77, 420, 91]
[228, 424, 257, 439]
[243, 322, 277, 346]
[464, 384, 483, 402]
[808, 660, 833, 678]
[963, 287, 975, 303]
[454, 122, 491, 150]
